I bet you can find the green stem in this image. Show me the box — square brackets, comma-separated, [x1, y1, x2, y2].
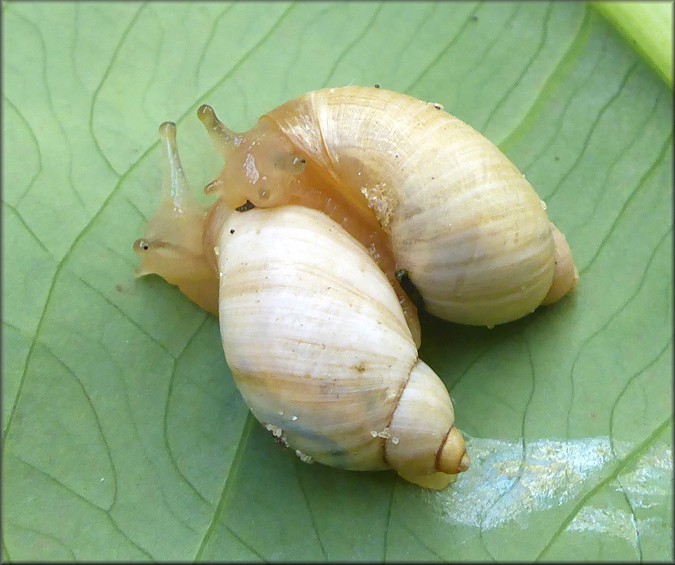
[591, 1, 673, 88]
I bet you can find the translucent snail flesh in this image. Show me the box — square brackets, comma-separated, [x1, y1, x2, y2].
[133, 86, 578, 488]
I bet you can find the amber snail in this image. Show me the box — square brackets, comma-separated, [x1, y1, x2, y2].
[133, 86, 578, 490]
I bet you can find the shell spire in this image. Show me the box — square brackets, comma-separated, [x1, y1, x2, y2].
[385, 359, 469, 489]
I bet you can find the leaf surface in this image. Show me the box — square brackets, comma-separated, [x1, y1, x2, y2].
[3, 2, 672, 561]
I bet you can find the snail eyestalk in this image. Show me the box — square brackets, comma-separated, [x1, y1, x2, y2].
[158, 122, 191, 212]
[197, 104, 239, 159]
[133, 120, 220, 315]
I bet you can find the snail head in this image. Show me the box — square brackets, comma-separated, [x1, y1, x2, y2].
[198, 104, 306, 210]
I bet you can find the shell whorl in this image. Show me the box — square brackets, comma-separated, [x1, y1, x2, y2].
[217, 205, 467, 486]
[265, 86, 564, 327]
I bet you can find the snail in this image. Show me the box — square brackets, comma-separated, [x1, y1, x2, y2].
[133, 86, 578, 489]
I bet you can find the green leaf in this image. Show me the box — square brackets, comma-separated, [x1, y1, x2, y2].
[3, 1, 671, 561]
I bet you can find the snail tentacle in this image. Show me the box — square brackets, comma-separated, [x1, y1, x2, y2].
[197, 104, 240, 155]
[133, 121, 220, 315]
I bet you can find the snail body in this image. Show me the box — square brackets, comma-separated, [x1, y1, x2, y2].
[133, 86, 578, 489]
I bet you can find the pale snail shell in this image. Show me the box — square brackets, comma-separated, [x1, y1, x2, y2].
[133, 86, 578, 489]
[195, 86, 578, 336]
[219, 204, 469, 489]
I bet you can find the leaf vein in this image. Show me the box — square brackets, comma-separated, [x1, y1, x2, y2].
[3, 95, 43, 206]
[481, 337, 534, 559]
[293, 459, 328, 559]
[3, 202, 53, 257]
[536, 417, 672, 560]
[581, 86, 668, 226]
[75, 272, 176, 358]
[11, 10, 86, 212]
[382, 479, 396, 560]
[395, 520, 450, 562]
[580, 133, 672, 275]
[323, 2, 384, 86]
[194, 4, 236, 86]
[609, 340, 672, 452]
[566, 226, 672, 436]
[164, 317, 213, 506]
[41, 342, 119, 510]
[174, 3, 298, 129]
[7, 520, 77, 560]
[404, 2, 481, 93]
[194, 414, 266, 560]
[480, 2, 553, 133]
[89, 2, 147, 176]
[547, 59, 642, 201]
[499, 5, 589, 153]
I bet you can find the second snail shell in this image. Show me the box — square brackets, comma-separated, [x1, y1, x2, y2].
[219, 204, 469, 489]
[133, 86, 578, 489]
